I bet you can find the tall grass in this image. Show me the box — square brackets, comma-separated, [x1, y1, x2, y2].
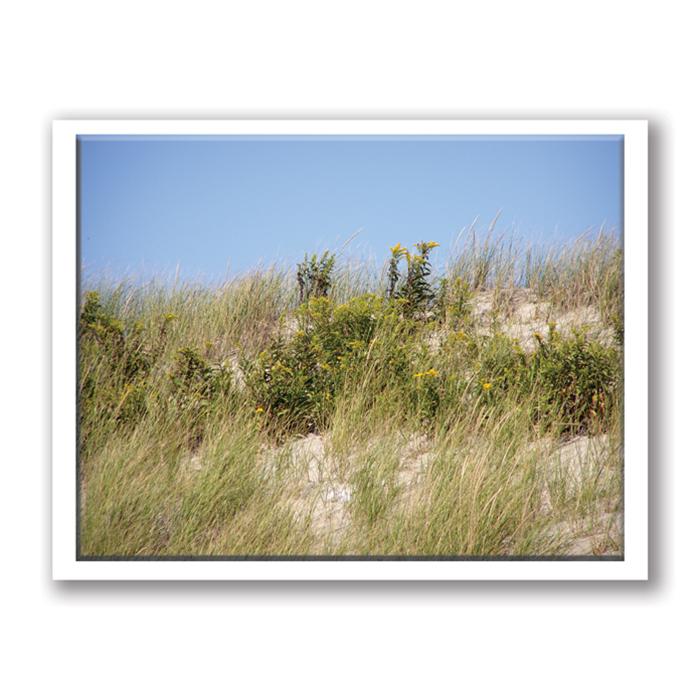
[448, 227, 622, 321]
[79, 230, 623, 557]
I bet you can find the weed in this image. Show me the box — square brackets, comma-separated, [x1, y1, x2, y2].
[297, 251, 336, 303]
[527, 325, 620, 435]
[385, 241, 440, 317]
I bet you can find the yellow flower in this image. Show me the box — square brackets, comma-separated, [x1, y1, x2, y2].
[390, 242, 405, 255]
[413, 372, 424, 379]
[424, 368, 438, 378]
[425, 241, 440, 250]
[255, 406, 264, 414]
[482, 382, 492, 391]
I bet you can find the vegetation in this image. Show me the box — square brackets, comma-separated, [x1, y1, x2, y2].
[297, 251, 336, 303]
[79, 230, 623, 557]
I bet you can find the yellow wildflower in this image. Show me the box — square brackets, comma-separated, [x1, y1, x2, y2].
[390, 243, 405, 256]
[482, 382, 492, 391]
[255, 406, 264, 414]
[425, 241, 440, 250]
[413, 372, 424, 379]
[424, 368, 438, 378]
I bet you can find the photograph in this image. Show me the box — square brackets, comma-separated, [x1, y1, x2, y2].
[52, 119, 647, 578]
[10, 4, 693, 696]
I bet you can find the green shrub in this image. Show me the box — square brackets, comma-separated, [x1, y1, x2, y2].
[166, 346, 235, 448]
[80, 291, 155, 380]
[244, 335, 331, 434]
[527, 326, 620, 435]
[79, 291, 154, 428]
[403, 241, 439, 314]
[474, 333, 528, 399]
[169, 347, 232, 408]
[386, 241, 440, 317]
[244, 294, 414, 435]
[426, 324, 620, 436]
[386, 244, 405, 299]
[297, 251, 335, 303]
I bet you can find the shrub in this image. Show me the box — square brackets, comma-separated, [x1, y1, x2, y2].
[80, 291, 154, 380]
[169, 347, 232, 409]
[386, 243, 407, 299]
[474, 333, 528, 399]
[432, 324, 620, 436]
[527, 326, 620, 435]
[244, 294, 414, 434]
[297, 251, 335, 303]
[244, 335, 330, 434]
[79, 291, 154, 427]
[403, 241, 439, 314]
[166, 346, 234, 448]
[385, 241, 440, 317]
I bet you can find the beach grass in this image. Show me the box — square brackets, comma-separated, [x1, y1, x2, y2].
[79, 230, 623, 557]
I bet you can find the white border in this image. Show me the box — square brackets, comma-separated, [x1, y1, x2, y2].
[52, 119, 648, 580]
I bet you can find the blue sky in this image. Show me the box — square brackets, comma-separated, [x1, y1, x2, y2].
[79, 135, 622, 282]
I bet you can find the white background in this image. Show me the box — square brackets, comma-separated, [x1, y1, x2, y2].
[53, 119, 648, 582]
[0, 0, 691, 697]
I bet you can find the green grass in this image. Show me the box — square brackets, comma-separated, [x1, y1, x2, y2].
[79, 230, 623, 557]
